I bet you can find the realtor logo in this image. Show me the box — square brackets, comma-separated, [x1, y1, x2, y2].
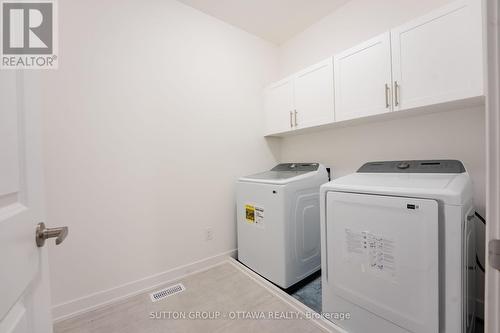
[1, 0, 58, 69]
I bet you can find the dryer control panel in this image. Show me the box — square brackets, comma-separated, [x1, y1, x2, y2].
[357, 160, 466, 174]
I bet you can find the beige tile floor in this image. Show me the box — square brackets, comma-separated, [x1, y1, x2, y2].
[54, 262, 329, 333]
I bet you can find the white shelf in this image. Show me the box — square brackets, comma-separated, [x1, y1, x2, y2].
[264, 95, 484, 138]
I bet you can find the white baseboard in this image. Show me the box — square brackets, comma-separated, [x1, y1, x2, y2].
[52, 249, 237, 322]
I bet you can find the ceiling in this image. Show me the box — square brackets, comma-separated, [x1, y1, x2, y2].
[177, 0, 350, 44]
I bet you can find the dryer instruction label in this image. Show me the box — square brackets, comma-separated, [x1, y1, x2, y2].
[245, 204, 264, 227]
[345, 228, 396, 280]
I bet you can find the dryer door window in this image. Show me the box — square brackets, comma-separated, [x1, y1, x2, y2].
[326, 191, 439, 333]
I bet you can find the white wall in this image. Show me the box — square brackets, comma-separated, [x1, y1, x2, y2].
[41, 0, 279, 316]
[279, 108, 486, 212]
[276, 0, 486, 315]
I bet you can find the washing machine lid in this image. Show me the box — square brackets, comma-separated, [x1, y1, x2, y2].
[322, 160, 472, 205]
[239, 163, 321, 185]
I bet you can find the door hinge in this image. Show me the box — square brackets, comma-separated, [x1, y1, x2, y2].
[489, 239, 500, 271]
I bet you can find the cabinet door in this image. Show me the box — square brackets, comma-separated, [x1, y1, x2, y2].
[264, 78, 294, 135]
[294, 58, 335, 128]
[334, 32, 393, 121]
[391, 0, 483, 111]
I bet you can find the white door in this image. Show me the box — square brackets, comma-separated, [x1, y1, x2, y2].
[294, 58, 335, 129]
[264, 77, 294, 135]
[334, 32, 393, 121]
[485, 0, 500, 331]
[324, 191, 439, 333]
[391, 0, 484, 111]
[0, 72, 62, 333]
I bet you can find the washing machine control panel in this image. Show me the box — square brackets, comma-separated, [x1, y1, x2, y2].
[272, 163, 319, 172]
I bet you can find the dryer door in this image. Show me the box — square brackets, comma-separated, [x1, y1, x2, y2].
[325, 191, 439, 333]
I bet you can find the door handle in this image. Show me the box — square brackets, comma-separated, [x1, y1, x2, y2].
[36, 222, 68, 247]
[394, 81, 400, 107]
[294, 110, 298, 127]
[384, 83, 391, 108]
[289, 111, 293, 128]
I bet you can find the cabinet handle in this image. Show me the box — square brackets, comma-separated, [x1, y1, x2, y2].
[290, 111, 293, 128]
[294, 110, 298, 127]
[384, 83, 391, 108]
[394, 81, 400, 107]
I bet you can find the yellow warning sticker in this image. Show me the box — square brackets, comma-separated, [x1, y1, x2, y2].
[245, 204, 255, 223]
[245, 204, 264, 226]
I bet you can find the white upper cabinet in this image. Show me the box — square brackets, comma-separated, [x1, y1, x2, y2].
[263, 0, 484, 136]
[334, 33, 393, 121]
[294, 58, 335, 128]
[264, 78, 294, 135]
[391, 0, 484, 111]
[264, 58, 334, 135]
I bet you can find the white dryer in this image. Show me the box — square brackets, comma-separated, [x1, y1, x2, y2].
[237, 163, 329, 288]
[320, 160, 476, 333]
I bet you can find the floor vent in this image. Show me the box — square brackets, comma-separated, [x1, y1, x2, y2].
[150, 283, 186, 302]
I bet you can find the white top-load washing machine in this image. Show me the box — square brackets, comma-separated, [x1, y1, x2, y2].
[320, 160, 476, 333]
[237, 163, 329, 288]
